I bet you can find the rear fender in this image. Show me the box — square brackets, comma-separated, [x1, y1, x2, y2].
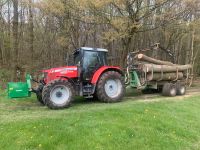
[91, 66, 124, 84]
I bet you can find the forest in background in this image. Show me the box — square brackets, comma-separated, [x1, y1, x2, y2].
[0, 0, 200, 84]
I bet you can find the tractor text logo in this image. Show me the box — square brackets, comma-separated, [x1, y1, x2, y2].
[60, 68, 77, 74]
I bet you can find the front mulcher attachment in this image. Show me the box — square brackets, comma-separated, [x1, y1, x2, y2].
[7, 74, 45, 105]
[8, 74, 32, 98]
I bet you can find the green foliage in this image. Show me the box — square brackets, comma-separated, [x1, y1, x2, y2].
[1, 0, 200, 76]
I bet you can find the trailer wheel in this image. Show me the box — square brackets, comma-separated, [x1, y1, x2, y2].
[96, 71, 125, 103]
[42, 79, 74, 109]
[176, 83, 186, 95]
[162, 83, 176, 97]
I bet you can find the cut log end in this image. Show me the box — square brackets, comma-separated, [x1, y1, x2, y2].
[137, 54, 143, 59]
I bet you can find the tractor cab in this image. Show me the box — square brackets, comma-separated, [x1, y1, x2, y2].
[73, 47, 108, 81]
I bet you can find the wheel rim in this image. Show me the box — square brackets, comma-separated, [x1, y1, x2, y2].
[180, 87, 185, 94]
[50, 85, 70, 105]
[170, 88, 176, 96]
[104, 79, 122, 98]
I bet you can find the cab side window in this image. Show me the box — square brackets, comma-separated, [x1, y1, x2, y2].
[83, 51, 99, 69]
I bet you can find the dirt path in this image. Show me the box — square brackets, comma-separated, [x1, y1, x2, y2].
[187, 87, 200, 95]
[125, 86, 200, 102]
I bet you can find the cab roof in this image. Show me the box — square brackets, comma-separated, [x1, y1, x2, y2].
[81, 47, 108, 52]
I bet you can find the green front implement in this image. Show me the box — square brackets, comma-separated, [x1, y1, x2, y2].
[8, 74, 32, 98]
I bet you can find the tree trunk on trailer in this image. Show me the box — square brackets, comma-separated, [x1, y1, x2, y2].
[136, 54, 174, 66]
[147, 72, 184, 81]
[142, 64, 192, 73]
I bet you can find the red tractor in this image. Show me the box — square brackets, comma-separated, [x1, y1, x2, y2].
[34, 47, 125, 109]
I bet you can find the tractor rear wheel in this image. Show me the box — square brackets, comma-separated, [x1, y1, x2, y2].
[96, 71, 125, 103]
[42, 79, 74, 109]
[176, 82, 186, 95]
[162, 83, 176, 97]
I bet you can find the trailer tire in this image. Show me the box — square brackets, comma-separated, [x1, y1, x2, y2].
[96, 71, 125, 103]
[176, 83, 186, 95]
[42, 79, 74, 109]
[162, 83, 176, 97]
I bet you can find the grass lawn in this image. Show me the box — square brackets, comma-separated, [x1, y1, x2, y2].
[0, 90, 200, 150]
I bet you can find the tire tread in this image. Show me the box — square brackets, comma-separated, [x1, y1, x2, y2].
[96, 71, 125, 103]
[42, 79, 74, 109]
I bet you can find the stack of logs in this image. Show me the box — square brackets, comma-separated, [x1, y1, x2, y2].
[135, 54, 192, 81]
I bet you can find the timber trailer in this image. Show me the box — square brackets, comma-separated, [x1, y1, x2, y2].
[125, 44, 192, 96]
[7, 46, 192, 109]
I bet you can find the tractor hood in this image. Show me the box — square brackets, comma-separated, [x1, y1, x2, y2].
[42, 66, 77, 74]
[42, 66, 78, 83]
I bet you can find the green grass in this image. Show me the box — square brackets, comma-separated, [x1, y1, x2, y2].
[0, 91, 200, 150]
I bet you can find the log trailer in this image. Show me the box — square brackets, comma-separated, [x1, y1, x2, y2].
[125, 49, 192, 96]
[7, 46, 192, 109]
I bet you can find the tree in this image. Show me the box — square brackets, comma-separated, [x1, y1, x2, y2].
[12, 0, 19, 81]
[75, 0, 196, 66]
[28, 0, 34, 63]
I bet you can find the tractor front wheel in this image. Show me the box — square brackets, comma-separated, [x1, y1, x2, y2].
[96, 71, 125, 103]
[36, 84, 45, 105]
[42, 79, 74, 109]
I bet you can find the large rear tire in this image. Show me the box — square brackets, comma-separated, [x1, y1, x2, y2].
[96, 71, 125, 103]
[42, 79, 74, 109]
[162, 83, 176, 97]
